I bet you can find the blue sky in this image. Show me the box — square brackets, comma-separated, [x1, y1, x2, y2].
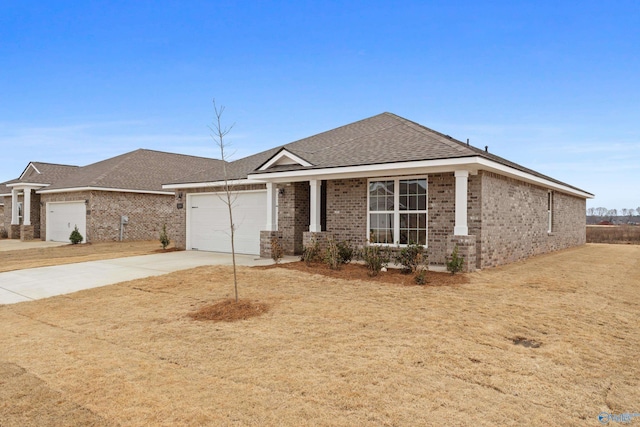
[1, 1, 638, 210]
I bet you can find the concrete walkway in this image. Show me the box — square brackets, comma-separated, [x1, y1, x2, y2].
[0, 240, 68, 252]
[0, 251, 293, 305]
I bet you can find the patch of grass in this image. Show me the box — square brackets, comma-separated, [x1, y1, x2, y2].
[0, 244, 639, 425]
[587, 225, 640, 244]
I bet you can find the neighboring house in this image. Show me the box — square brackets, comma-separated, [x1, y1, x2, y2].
[163, 112, 593, 271]
[1, 150, 220, 243]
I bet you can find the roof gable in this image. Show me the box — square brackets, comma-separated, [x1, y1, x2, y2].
[258, 149, 313, 171]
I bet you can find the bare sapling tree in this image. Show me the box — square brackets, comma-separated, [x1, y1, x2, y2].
[210, 99, 239, 302]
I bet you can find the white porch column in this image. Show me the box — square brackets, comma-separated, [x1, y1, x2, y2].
[265, 182, 277, 231]
[454, 170, 469, 236]
[22, 188, 31, 226]
[309, 179, 322, 232]
[10, 188, 19, 225]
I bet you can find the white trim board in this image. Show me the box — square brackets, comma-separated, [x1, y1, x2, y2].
[248, 156, 593, 199]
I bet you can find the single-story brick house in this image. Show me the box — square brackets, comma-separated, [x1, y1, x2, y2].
[1, 149, 219, 243]
[163, 112, 593, 271]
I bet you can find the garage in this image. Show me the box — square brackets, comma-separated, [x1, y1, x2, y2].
[187, 191, 267, 255]
[46, 201, 87, 243]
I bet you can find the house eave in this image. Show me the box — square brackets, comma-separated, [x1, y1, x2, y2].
[247, 156, 594, 199]
[37, 186, 174, 196]
[162, 178, 266, 190]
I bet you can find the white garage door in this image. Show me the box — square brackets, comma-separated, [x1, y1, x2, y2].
[188, 191, 266, 255]
[47, 202, 87, 243]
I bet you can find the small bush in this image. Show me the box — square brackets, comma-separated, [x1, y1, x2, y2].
[414, 269, 427, 285]
[324, 238, 341, 270]
[336, 240, 354, 265]
[446, 245, 465, 275]
[359, 245, 391, 277]
[69, 225, 83, 244]
[0, 228, 7, 239]
[271, 236, 284, 264]
[395, 242, 425, 274]
[302, 237, 320, 266]
[159, 224, 170, 250]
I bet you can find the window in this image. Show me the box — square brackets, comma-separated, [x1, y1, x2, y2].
[17, 202, 23, 223]
[547, 191, 554, 233]
[368, 177, 427, 245]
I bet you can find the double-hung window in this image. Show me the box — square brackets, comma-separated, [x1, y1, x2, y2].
[368, 177, 427, 245]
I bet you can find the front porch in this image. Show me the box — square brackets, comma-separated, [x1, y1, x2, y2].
[257, 171, 478, 272]
[6, 184, 43, 241]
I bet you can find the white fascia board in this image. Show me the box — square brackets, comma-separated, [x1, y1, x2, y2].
[6, 182, 49, 189]
[248, 156, 593, 199]
[162, 178, 265, 190]
[248, 157, 477, 181]
[37, 186, 173, 195]
[259, 149, 313, 170]
[18, 163, 41, 180]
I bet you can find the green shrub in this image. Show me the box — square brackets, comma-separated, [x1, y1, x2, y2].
[446, 245, 465, 275]
[271, 236, 284, 264]
[414, 269, 427, 285]
[159, 224, 170, 250]
[337, 240, 354, 265]
[359, 245, 391, 277]
[69, 225, 83, 244]
[395, 242, 425, 274]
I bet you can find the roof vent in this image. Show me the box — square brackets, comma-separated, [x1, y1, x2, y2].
[466, 138, 470, 145]
[485, 146, 488, 152]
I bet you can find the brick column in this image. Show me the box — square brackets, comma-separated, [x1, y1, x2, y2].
[260, 230, 283, 258]
[448, 235, 476, 272]
[20, 225, 35, 241]
[9, 224, 20, 239]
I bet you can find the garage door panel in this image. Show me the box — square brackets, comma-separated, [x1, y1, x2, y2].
[47, 202, 87, 243]
[188, 192, 266, 255]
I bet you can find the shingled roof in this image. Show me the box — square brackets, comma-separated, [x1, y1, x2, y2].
[41, 149, 223, 193]
[0, 162, 79, 194]
[168, 112, 591, 196]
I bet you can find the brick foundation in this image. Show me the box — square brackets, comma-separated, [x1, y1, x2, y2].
[302, 231, 335, 254]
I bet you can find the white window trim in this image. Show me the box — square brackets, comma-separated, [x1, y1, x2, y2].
[367, 175, 428, 247]
[547, 190, 554, 234]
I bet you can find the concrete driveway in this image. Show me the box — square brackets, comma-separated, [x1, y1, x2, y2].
[0, 251, 290, 305]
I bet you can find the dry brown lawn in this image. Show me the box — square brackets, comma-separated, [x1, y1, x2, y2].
[1, 243, 639, 426]
[0, 241, 174, 273]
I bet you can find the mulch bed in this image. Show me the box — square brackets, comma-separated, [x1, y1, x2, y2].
[189, 299, 270, 322]
[257, 261, 469, 287]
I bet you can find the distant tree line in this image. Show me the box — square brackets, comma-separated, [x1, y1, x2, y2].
[587, 207, 640, 225]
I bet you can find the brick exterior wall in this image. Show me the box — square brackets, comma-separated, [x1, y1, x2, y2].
[0, 203, 4, 236]
[326, 178, 367, 247]
[479, 172, 586, 269]
[172, 184, 267, 250]
[40, 191, 182, 243]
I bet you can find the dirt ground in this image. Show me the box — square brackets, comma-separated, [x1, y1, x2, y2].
[1, 243, 638, 426]
[0, 240, 173, 273]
